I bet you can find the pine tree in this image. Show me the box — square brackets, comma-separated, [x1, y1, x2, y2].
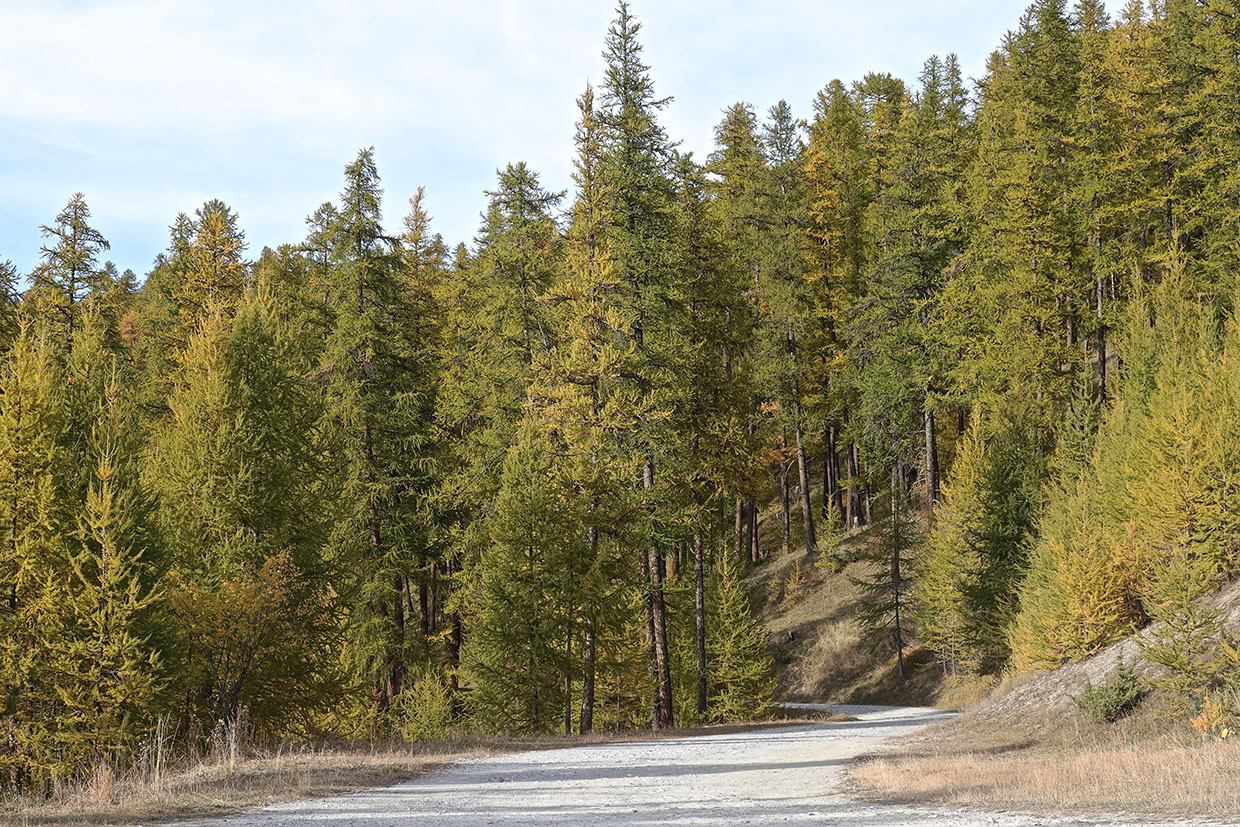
[28, 193, 110, 358]
[150, 296, 335, 730]
[56, 361, 159, 772]
[851, 468, 917, 680]
[535, 83, 647, 733]
[311, 149, 440, 727]
[462, 420, 584, 733]
[0, 327, 68, 791]
[803, 79, 869, 532]
[171, 200, 248, 341]
[598, 1, 681, 729]
[0, 259, 20, 352]
[704, 551, 774, 721]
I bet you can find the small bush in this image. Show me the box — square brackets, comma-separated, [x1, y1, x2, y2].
[394, 671, 455, 741]
[782, 565, 808, 605]
[1073, 656, 1144, 723]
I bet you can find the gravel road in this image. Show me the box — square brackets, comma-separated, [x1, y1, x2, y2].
[172, 705, 1228, 826]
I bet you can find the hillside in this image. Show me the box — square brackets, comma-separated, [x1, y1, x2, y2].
[748, 511, 991, 711]
[841, 580, 1240, 819]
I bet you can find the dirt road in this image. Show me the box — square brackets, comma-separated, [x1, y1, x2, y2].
[172, 705, 1226, 826]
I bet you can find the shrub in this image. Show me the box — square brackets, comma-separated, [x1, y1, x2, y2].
[394, 671, 455, 741]
[782, 565, 808, 605]
[1073, 655, 1143, 723]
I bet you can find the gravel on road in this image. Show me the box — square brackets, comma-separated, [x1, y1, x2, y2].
[170, 705, 1229, 826]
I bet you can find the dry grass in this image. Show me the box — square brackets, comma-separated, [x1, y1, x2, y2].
[751, 519, 993, 709]
[848, 718, 1240, 818]
[845, 668, 1240, 820]
[0, 721, 828, 827]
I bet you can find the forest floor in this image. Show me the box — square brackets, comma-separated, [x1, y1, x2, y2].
[750, 513, 992, 710]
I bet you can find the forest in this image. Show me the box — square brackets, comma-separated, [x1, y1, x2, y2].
[3, 0, 1240, 794]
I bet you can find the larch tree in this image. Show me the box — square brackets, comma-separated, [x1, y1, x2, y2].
[28, 194, 110, 359]
[597, 1, 682, 729]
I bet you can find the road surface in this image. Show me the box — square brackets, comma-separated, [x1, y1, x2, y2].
[172, 704, 1225, 826]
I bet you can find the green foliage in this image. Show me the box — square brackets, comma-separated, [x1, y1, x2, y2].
[393, 669, 455, 742]
[12, 0, 1240, 789]
[1073, 655, 1144, 723]
[851, 474, 918, 680]
[704, 552, 774, 722]
[462, 422, 585, 734]
[918, 409, 1044, 675]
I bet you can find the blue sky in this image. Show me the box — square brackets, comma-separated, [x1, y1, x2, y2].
[0, 1, 1112, 280]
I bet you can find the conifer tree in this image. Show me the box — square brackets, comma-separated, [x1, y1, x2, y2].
[150, 296, 335, 730]
[171, 200, 248, 340]
[535, 84, 647, 733]
[703, 551, 774, 721]
[56, 361, 159, 772]
[0, 327, 67, 791]
[0, 260, 19, 352]
[28, 193, 110, 358]
[851, 468, 917, 680]
[804, 80, 869, 532]
[462, 421, 585, 734]
[311, 149, 440, 726]
[598, 1, 681, 729]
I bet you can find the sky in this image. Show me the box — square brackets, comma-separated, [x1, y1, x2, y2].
[0, 1, 1113, 280]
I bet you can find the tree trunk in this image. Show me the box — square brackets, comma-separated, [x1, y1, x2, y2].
[579, 618, 596, 734]
[564, 626, 573, 736]
[645, 458, 673, 729]
[923, 406, 940, 512]
[694, 523, 707, 718]
[418, 569, 430, 639]
[824, 424, 842, 524]
[579, 518, 598, 734]
[779, 433, 791, 556]
[1096, 326, 1107, 407]
[890, 465, 906, 682]
[794, 419, 815, 553]
[734, 498, 745, 563]
[747, 496, 759, 562]
[845, 442, 860, 530]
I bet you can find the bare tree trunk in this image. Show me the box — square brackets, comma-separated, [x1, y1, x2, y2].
[824, 424, 842, 524]
[846, 442, 862, 530]
[779, 432, 791, 556]
[579, 517, 598, 734]
[1096, 326, 1107, 406]
[788, 328, 816, 552]
[694, 524, 707, 718]
[564, 626, 573, 736]
[418, 568, 430, 639]
[747, 496, 759, 562]
[890, 465, 906, 682]
[924, 406, 940, 512]
[734, 498, 745, 563]
[428, 559, 438, 632]
[794, 419, 815, 553]
[645, 458, 673, 729]
[579, 618, 595, 734]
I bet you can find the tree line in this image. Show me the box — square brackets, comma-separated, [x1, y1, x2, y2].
[4, 0, 1240, 792]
